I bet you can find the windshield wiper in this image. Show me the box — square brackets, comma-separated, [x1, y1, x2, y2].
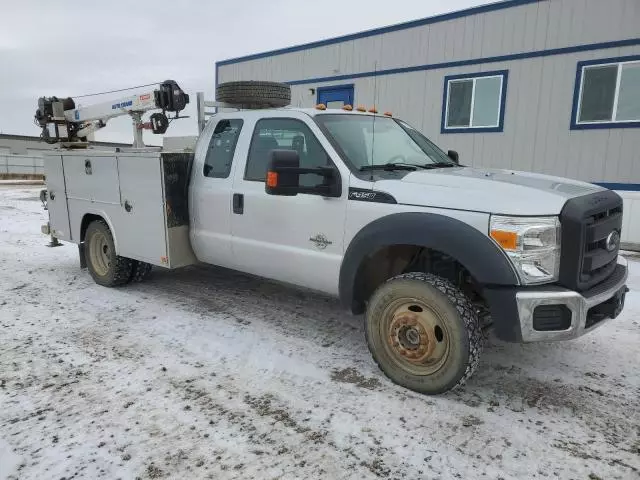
[421, 162, 458, 169]
[359, 163, 419, 172]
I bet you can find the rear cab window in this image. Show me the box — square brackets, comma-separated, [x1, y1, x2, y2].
[203, 119, 243, 178]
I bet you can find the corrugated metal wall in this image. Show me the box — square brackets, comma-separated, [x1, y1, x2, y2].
[312, 45, 638, 184]
[0, 155, 44, 176]
[217, 0, 640, 184]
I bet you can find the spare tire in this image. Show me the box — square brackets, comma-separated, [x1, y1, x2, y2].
[216, 81, 291, 108]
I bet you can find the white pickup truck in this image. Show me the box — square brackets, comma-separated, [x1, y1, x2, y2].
[40, 82, 629, 395]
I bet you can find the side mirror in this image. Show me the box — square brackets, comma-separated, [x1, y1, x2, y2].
[265, 150, 300, 196]
[265, 149, 341, 197]
[447, 150, 459, 164]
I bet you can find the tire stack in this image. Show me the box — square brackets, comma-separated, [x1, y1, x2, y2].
[215, 81, 291, 109]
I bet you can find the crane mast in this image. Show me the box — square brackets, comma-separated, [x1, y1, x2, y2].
[35, 80, 189, 148]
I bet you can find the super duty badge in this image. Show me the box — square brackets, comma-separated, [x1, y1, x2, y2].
[348, 188, 396, 204]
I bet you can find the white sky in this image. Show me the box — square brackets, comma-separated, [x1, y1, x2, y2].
[0, 0, 486, 144]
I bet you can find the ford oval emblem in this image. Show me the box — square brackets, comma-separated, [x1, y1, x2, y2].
[605, 230, 620, 252]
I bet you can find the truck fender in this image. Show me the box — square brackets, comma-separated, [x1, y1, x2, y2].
[338, 212, 519, 312]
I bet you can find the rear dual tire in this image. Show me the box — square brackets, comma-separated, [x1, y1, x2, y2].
[84, 220, 151, 287]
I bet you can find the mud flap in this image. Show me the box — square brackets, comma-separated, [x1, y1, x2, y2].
[79, 243, 87, 269]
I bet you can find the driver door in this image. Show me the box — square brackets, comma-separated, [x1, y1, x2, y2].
[230, 114, 348, 295]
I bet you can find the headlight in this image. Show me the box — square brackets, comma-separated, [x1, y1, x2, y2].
[490, 215, 561, 285]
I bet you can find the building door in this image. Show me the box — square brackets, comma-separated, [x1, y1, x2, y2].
[317, 84, 354, 108]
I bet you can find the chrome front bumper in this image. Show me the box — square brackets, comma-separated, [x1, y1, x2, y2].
[517, 257, 628, 342]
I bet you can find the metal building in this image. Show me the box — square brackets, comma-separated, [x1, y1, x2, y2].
[215, 0, 640, 248]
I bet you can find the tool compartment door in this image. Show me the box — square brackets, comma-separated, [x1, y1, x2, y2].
[64, 155, 121, 204]
[116, 152, 169, 266]
[43, 153, 71, 241]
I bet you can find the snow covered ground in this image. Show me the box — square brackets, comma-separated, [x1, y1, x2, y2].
[1, 185, 638, 480]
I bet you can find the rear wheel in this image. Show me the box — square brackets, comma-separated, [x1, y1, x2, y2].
[365, 272, 483, 394]
[84, 220, 132, 287]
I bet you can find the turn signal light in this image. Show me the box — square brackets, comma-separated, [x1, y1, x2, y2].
[266, 171, 279, 187]
[315, 104, 327, 110]
[342, 105, 353, 111]
[490, 230, 518, 251]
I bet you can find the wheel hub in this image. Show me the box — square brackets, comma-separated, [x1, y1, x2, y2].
[389, 313, 434, 362]
[385, 300, 450, 374]
[89, 232, 112, 277]
[400, 326, 420, 348]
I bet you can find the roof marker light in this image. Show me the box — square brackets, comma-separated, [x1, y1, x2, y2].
[316, 103, 327, 110]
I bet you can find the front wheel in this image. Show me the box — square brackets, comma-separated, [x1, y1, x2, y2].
[365, 272, 483, 395]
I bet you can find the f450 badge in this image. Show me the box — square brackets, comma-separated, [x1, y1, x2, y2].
[309, 234, 332, 250]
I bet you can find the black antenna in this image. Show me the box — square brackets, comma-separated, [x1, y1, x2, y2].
[369, 61, 378, 182]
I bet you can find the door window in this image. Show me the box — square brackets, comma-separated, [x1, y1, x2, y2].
[203, 119, 243, 178]
[245, 118, 331, 188]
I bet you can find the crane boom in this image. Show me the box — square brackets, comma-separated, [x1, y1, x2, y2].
[35, 80, 189, 148]
[64, 89, 159, 123]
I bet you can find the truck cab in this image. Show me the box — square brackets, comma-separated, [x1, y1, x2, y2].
[41, 100, 629, 395]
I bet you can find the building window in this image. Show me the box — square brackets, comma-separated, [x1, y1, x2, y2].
[572, 55, 640, 129]
[441, 70, 508, 134]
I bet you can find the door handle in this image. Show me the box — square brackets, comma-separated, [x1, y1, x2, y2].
[233, 193, 244, 214]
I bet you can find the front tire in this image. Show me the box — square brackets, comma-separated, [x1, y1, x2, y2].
[84, 220, 132, 287]
[365, 272, 483, 395]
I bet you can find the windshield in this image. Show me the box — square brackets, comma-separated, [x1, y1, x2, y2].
[314, 114, 454, 170]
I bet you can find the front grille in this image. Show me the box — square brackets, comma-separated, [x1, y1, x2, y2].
[559, 190, 623, 292]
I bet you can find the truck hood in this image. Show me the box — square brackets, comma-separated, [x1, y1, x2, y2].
[374, 167, 605, 215]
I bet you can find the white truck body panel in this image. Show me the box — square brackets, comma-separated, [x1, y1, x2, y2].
[42, 153, 72, 241]
[43, 149, 196, 269]
[375, 167, 605, 216]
